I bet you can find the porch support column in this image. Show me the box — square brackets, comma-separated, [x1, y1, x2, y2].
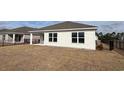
[30, 33, 33, 45]
[5, 34, 9, 42]
[40, 34, 42, 44]
[22, 34, 25, 43]
[12, 34, 15, 43]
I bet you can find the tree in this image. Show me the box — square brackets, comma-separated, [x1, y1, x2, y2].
[120, 32, 124, 40]
[97, 32, 103, 40]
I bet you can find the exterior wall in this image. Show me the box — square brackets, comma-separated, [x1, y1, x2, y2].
[44, 30, 96, 50]
[25, 34, 42, 39]
[28, 33, 44, 44]
[95, 35, 98, 40]
[6, 34, 13, 42]
[0, 34, 26, 43]
[0, 34, 12, 42]
[0, 35, 2, 41]
[24, 35, 30, 39]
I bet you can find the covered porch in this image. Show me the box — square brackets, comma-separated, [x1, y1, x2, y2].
[29, 32, 44, 45]
[0, 32, 26, 44]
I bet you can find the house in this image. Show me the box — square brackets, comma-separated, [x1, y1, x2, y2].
[0, 27, 38, 44]
[29, 21, 97, 50]
[0, 21, 97, 50]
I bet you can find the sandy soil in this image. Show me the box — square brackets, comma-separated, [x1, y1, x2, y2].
[0, 45, 124, 71]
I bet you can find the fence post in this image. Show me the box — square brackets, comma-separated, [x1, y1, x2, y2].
[109, 40, 114, 51]
[2, 38, 4, 46]
[120, 40, 122, 49]
[119, 40, 121, 49]
[123, 40, 124, 49]
[116, 40, 118, 48]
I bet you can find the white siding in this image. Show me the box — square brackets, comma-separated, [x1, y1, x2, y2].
[5, 34, 13, 42]
[0, 35, 2, 41]
[44, 30, 96, 50]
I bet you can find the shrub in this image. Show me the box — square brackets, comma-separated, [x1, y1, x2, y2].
[96, 44, 103, 50]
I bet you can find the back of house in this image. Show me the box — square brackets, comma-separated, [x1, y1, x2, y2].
[30, 21, 97, 50]
[0, 21, 97, 50]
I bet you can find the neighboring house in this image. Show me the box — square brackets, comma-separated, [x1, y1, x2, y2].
[0, 27, 38, 43]
[0, 21, 97, 50]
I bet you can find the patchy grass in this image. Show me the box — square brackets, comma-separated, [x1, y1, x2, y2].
[0, 45, 124, 71]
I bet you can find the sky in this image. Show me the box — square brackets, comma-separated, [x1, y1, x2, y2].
[0, 21, 124, 33]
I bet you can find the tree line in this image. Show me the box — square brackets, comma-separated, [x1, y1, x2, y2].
[96, 32, 124, 42]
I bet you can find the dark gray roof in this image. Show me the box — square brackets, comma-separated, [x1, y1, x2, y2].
[39, 21, 96, 30]
[0, 27, 37, 34]
[10, 27, 37, 34]
[0, 22, 97, 34]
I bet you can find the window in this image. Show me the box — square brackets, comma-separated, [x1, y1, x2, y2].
[49, 33, 52, 37]
[49, 33, 57, 42]
[49, 38, 52, 42]
[49, 33, 52, 42]
[53, 33, 57, 42]
[72, 32, 77, 43]
[78, 32, 84, 43]
[72, 32, 77, 37]
[72, 32, 84, 43]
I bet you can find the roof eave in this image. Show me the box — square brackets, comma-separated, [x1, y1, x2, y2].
[0, 31, 29, 34]
[29, 27, 97, 33]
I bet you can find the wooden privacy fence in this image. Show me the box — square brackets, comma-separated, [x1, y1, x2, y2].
[114, 40, 124, 50]
[100, 40, 124, 50]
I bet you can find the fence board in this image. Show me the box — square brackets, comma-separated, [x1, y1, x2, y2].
[114, 40, 124, 50]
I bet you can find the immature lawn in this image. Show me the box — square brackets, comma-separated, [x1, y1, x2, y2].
[0, 45, 124, 71]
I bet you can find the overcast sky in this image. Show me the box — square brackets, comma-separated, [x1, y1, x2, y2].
[0, 21, 124, 33]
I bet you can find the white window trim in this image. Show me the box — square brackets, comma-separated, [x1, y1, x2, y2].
[49, 33, 57, 42]
[72, 32, 85, 43]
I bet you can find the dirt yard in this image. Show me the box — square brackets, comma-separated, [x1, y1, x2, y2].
[0, 45, 124, 71]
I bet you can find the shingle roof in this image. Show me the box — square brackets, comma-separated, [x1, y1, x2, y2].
[0, 22, 97, 34]
[11, 27, 37, 33]
[0, 27, 37, 34]
[39, 21, 96, 30]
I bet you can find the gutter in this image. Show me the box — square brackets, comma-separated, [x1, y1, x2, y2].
[29, 27, 97, 33]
